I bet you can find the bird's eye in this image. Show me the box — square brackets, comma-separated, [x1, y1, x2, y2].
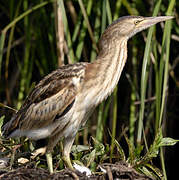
[134, 20, 141, 25]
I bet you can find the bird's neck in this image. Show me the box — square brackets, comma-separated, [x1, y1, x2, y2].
[83, 37, 128, 105]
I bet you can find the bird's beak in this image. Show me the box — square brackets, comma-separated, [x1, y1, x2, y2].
[129, 16, 174, 39]
[140, 16, 174, 29]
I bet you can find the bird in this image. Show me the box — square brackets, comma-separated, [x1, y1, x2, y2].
[2, 16, 173, 173]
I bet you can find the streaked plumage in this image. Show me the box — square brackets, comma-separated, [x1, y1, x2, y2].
[2, 16, 173, 173]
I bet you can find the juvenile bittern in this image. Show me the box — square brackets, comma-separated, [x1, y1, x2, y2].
[2, 16, 173, 173]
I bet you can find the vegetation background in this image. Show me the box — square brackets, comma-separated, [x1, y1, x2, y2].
[0, 0, 178, 179]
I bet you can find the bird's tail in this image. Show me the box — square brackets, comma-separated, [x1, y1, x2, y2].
[2, 113, 21, 138]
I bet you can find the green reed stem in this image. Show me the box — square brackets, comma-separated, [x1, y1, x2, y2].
[137, 0, 162, 144]
[0, 32, 6, 80]
[90, 1, 101, 61]
[76, 0, 93, 60]
[159, 1, 175, 127]
[129, 42, 138, 144]
[95, 0, 106, 142]
[78, 0, 98, 53]
[110, 87, 118, 161]
[17, 0, 31, 109]
[159, 1, 175, 179]
[113, 0, 122, 20]
[105, 0, 117, 161]
[96, 103, 104, 142]
[59, 0, 75, 63]
[106, 0, 112, 24]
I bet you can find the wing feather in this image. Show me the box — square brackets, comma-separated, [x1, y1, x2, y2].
[2, 63, 87, 138]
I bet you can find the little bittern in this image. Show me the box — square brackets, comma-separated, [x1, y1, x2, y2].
[2, 16, 173, 173]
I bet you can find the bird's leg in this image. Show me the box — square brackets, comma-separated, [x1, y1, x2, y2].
[45, 133, 75, 172]
[63, 136, 75, 170]
[46, 152, 53, 174]
[46, 133, 64, 174]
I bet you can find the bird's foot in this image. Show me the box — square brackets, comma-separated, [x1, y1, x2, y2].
[31, 147, 47, 159]
[63, 155, 74, 170]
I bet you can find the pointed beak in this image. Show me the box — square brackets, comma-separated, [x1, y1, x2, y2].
[140, 16, 174, 29]
[128, 16, 174, 38]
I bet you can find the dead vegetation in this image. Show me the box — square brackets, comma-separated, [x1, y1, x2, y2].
[0, 161, 154, 180]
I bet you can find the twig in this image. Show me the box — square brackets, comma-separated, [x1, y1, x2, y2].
[106, 166, 113, 180]
[54, 0, 65, 66]
[134, 96, 156, 105]
[0, 102, 17, 112]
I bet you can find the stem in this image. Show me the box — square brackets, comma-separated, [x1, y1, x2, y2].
[137, 0, 162, 144]
[110, 87, 118, 161]
[0, 32, 6, 79]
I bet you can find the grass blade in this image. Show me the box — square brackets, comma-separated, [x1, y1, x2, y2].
[137, 0, 162, 144]
[0, 32, 6, 79]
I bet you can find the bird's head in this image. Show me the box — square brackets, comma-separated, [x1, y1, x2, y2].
[99, 16, 173, 51]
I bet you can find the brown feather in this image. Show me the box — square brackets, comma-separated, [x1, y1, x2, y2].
[3, 63, 87, 138]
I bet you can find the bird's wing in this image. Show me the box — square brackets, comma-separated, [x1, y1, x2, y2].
[3, 63, 87, 138]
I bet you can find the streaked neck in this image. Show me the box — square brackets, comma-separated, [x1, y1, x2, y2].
[83, 37, 128, 105]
